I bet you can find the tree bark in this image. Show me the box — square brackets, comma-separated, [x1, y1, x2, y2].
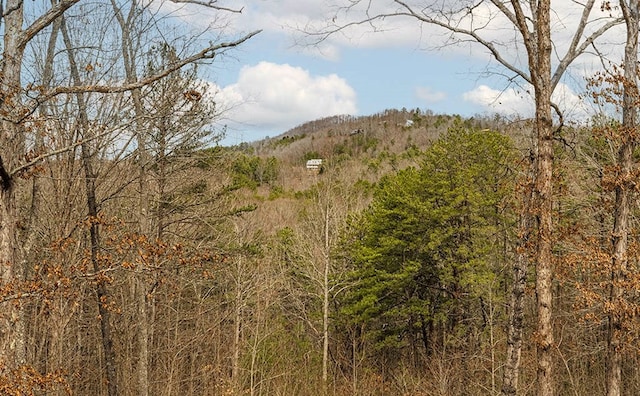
[526, 1, 555, 394]
[232, 251, 243, 391]
[0, 0, 82, 374]
[606, 2, 639, 395]
[0, 0, 28, 371]
[500, 0, 556, 393]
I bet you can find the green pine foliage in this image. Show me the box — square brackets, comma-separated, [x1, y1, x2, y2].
[337, 123, 517, 356]
[232, 155, 280, 189]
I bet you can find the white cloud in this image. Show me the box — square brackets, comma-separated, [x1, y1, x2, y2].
[463, 85, 534, 116]
[552, 82, 593, 120]
[216, 61, 357, 131]
[155, 0, 623, 66]
[462, 82, 593, 120]
[233, 0, 622, 64]
[415, 86, 446, 104]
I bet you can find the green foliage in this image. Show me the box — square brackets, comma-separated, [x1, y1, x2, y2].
[333, 141, 352, 156]
[227, 204, 258, 216]
[338, 123, 516, 354]
[194, 146, 229, 169]
[268, 185, 285, 200]
[433, 115, 449, 129]
[232, 155, 280, 189]
[353, 179, 375, 195]
[350, 133, 379, 152]
[268, 134, 306, 150]
[411, 111, 423, 128]
[302, 151, 322, 162]
[293, 183, 326, 201]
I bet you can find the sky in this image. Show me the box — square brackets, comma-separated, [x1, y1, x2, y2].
[163, 0, 626, 145]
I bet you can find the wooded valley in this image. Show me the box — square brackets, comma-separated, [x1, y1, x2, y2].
[2, 1, 640, 396]
[9, 105, 640, 395]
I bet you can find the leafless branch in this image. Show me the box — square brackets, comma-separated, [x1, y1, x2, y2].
[9, 125, 118, 178]
[552, 1, 623, 89]
[169, 0, 243, 13]
[18, 0, 80, 50]
[33, 30, 261, 105]
[393, 0, 531, 83]
[312, 0, 619, 93]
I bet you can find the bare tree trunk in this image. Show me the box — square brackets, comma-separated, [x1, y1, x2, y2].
[0, 0, 29, 371]
[232, 253, 243, 390]
[530, 1, 555, 394]
[606, 2, 639, 395]
[60, 18, 119, 396]
[84, 160, 118, 396]
[322, 206, 330, 391]
[534, 78, 555, 396]
[0, 0, 80, 375]
[110, 3, 151, 394]
[607, 142, 630, 396]
[0, 175, 24, 369]
[502, 160, 533, 396]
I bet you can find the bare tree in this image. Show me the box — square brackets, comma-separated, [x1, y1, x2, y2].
[0, 0, 80, 373]
[0, 0, 259, 382]
[606, 2, 639, 395]
[306, 1, 620, 395]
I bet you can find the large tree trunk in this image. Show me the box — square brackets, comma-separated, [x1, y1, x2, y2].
[606, 2, 639, 395]
[0, 0, 28, 371]
[533, 1, 555, 395]
[0, 0, 80, 375]
[0, 180, 24, 370]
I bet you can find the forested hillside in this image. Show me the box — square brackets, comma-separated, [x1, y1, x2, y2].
[2, 1, 640, 396]
[9, 102, 640, 395]
[210, 110, 638, 396]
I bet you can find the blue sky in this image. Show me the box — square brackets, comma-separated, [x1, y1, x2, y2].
[166, 0, 624, 145]
[214, 40, 496, 144]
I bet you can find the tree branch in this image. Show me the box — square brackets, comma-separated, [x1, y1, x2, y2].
[18, 0, 80, 50]
[30, 30, 261, 108]
[9, 126, 115, 178]
[169, 0, 244, 13]
[387, 0, 532, 83]
[552, 17, 623, 89]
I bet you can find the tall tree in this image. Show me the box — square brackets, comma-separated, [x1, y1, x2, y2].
[338, 125, 515, 379]
[279, 176, 362, 392]
[0, 0, 80, 374]
[309, 3, 620, 394]
[606, 1, 638, 394]
[0, 0, 258, 383]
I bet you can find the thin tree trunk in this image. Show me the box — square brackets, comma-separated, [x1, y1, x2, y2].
[322, 207, 330, 391]
[60, 18, 119, 396]
[606, 2, 638, 395]
[502, 156, 534, 396]
[232, 254, 242, 390]
[502, 240, 528, 396]
[110, 3, 151, 394]
[83, 143, 119, 396]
